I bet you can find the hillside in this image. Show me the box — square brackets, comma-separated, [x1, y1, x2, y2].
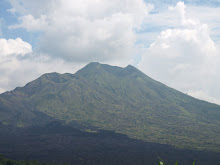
[0, 62, 220, 153]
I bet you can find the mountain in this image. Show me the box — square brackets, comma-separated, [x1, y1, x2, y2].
[0, 62, 220, 164]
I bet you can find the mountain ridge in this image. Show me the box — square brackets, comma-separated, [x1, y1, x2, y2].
[7, 62, 218, 106]
[0, 62, 220, 152]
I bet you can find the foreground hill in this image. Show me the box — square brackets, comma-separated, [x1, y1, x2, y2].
[0, 62, 220, 162]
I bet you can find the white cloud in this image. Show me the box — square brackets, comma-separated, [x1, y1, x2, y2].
[3, 0, 220, 105]
[0, 51, 84, 93]
[0, 37, 83, 93]
[139, 1, 220, 104]
[10, 14, 49, 31]
[1, 0, 154, 93]
[168, 1, 200, 27]
[185, 6, 220, 44]
[0, 37, 32, 92]
[187, 90, 220, 105]
[141, 2, 220, 45]
[7, 8, 17, 14]
[8, 0, 153, 63]
[0, 38, 32, 57]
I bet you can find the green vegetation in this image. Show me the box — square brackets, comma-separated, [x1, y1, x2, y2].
[0, 154, 198, 165]
[0, 155, 56, 165]
[158, 160, 196, 165]
[0, 62, 220, 152]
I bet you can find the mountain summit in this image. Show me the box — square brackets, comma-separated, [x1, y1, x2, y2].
[0, 62, 220, 152]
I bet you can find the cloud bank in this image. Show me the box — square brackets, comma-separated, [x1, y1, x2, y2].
[0, 37, 82, 93]
[139, 2, 220, 104]
[9, 0, 153, 63]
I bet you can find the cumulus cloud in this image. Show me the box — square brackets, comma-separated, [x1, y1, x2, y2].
[139, 1, 220, 104]
[0, 37, 84, 93]
[0, 59, 83, 93]
[0, 0, 154, 93]
[0, 50, 84, 93]
[168, 1, 200, 27]
[141, 1, 220, 45]
[0, 37, 32, 92]
[10, 14, 49, 31]
[185, 6, 220, 44]
[0, 38, 32, 57]
[8, 0, 153, 63]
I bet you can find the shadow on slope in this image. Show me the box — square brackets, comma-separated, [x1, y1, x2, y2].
[0, 121, 219, 165]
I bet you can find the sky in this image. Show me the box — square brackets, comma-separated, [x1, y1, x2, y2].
[0, 0, 220, 104]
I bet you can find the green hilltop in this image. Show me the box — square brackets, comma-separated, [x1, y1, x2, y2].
[0, 62, 220, 151]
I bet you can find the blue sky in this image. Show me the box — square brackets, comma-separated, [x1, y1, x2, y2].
[1, 0, 219, 49]
[0, 0, 40, 47]
[0, 0, 220, 104]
